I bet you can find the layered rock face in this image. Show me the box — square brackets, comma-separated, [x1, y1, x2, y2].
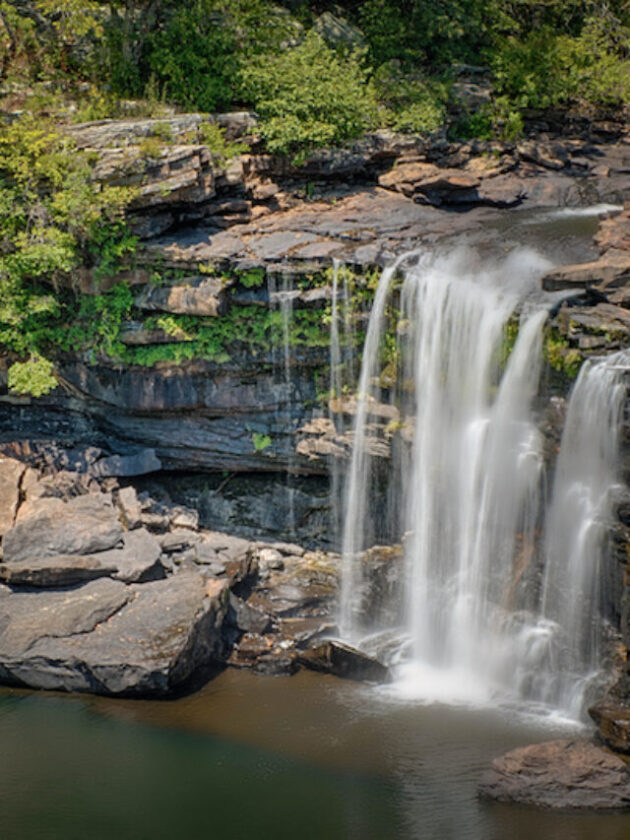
[0, 457, 345, 694]
[2, 113, 630, 714]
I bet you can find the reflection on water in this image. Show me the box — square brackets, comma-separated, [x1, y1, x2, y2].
[2, 669, 630, 840]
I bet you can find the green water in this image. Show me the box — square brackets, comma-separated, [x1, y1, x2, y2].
[2, 669, 630, 840]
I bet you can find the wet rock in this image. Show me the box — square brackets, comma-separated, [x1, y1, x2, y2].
[298, 640, 390, 682]
[0, 457, 26, 536]
[563, 303, 630, 339]
[0, 573, 228, 696]
[478, 739, 630, 810]
[3, 494, 123, 562]
[590, 701, 630, 754]
[253, 652, 297, 676]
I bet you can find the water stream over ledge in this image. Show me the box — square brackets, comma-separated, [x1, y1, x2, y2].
[339, 245, 628, 721]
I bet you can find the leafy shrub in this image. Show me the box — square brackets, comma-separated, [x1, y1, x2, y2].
[371, 61, 447, 135]
[198, 122, 246, 164]
[239, 31, 377, 159]
[491, 18, 630, 110]
[0, 114, 135, 394]
[7, 355, 57, 397]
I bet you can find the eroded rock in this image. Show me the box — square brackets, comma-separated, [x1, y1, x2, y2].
[4, 493, 123, 562]
[0, 457, 26, 536]
[478, 739, 630, 810]
[0, 573, 229, 696]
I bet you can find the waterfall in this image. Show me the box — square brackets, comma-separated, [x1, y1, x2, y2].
[270, 275, 300, 537]
[534, 350, 629, 717]
[339, 245, 628, 716]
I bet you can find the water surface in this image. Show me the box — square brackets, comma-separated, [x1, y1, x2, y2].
[3, 669, 630, 840]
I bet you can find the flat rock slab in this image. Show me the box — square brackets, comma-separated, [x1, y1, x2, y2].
[0, 573, 228, 696]
[478, 739, 630, 810]
[0, 554, 117, 587]
[0, 578, 130, 656]
[3, 494, 123, 562]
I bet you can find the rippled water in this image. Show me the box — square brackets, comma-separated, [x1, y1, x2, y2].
[2, 670, 630, 840]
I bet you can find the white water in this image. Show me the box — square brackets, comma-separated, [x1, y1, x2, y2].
[270, 276, 299, 536]
[339, 246, 628, 719]
[535, 350, 630, 716]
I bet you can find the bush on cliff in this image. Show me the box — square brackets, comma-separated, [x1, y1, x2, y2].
[0, 113, 135, 395]
[238, 31, 376, 160]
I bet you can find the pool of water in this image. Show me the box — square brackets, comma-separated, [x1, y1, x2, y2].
[2, 669, 630, 840]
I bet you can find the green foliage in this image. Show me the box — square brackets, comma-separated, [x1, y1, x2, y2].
[251, 431, 272, 451]
[143, 3, 236, 111]
[491, 17, 630, 110]
[138, 135, 164, 160]
[371, 61, 447, 135]
[452, 96, 524, 141]
[544, 330, 583, 379]
[237, 267, 265, 288]
[198, 122, 246, 165]
[7, 354, 57, 397]
[0, 113, 135, 394]
[65, 283, 133, 358]
[238, 31, 376, 159]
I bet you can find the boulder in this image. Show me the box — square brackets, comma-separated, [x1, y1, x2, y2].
[0, 457, 25, 536]
[298, 640, 390, 682]
[313, 12, 365, 48]
[590, 701, 630, 754]
[89, 449, 162, 478]
[227, 592, 271, 635]
[542, 254, 630, 292]
[0, 578, 131, 656]
[0, 573, 229, 696]
[117, 485, 142, 529]
[0, 554, 117, 587]
[478, 739, 630, 810]
[92, 528, 164, 583]
[3, 494, 123, 562]
[134, 277, 229, 316]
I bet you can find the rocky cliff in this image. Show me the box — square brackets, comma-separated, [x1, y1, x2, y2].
[1, 112, 630, 719]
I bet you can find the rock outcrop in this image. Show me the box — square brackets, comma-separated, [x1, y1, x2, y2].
[478, 739, 630, 810]
[0, 457, 351, 693]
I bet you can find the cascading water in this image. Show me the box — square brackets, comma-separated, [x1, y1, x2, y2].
[339, 245, 628, 718]
[270, 275, 300, 536]
[533, 350, 630, 717]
